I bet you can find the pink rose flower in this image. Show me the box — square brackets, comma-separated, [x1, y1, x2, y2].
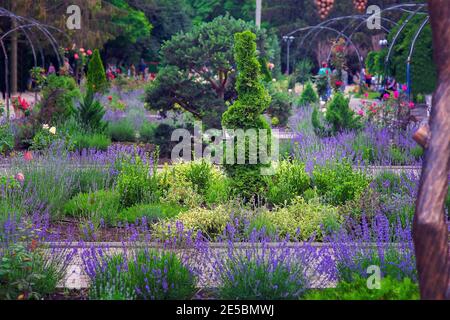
[393, 91, 399, 99]
[74, 53, 79, 60]
[383, 93, 390, 100]
[358, 110, 364, 116]
[409, 102, 415, 109]
[402, 84, 408, 91]
[87, 50, 93, 56]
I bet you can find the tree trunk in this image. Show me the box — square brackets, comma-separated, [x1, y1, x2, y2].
[413, 0, 450, 300]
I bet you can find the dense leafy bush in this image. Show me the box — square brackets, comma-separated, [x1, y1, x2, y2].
[108, 120, 136, 142]
[298, 81, 319, 106]
[116, 155, 159, 208]
[139, 122, 157, 143]
[159, 161, 229, 207]
[63, 190, 120, 224]
[264, 160, 310, 206]
[87, 49, 109, 93]
[325, 92, 361, 133]
[312, 161, 370, 206]
[73, 133, 111, 151]
[0, 124, 14, 155]
[221, 31, 272, 199]
[88, 250, 196, 300]
[266, 91, 292, 127]
[304, 275, 419, 300]
[155, 205, 233, 240]
[117, 203, 185, 224]
[37, 75, 79, 125]
[263, 197, 341, 241]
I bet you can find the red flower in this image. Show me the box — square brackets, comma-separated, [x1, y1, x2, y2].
[108, 96, 113, 102]
[24, 151, 33, 162]
[335, 81, 343, 87]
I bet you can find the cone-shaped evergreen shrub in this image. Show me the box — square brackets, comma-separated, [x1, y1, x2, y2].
[222, 31, 272, 199]
[325, 92, 361, 133]
[87, 49, 109, 93]
[298, 81, 319, 106]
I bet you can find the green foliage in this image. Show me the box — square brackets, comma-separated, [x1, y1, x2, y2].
[298, 81, 319, 106]
[108, 120, 136, 142]
[116, 155, 159, 208]
[218, 260, 306, 300]
[87, 49, 109, 94]
[117, 203, 186, 224]
[304, 275, 419, 300]
[263, 197, 341, 241]
[292, 59, 314, 85]
[221, 31, 272, 199]
[325, 92, 361, 133]
[73, 133, 111, 151]
[0, 124, 15, 155]
[38, 75, 80, 125]
[158, 161, 229, 207]
[63, 190, 120, 224]
[266, 91, 292, 127]
[390, 15, 437, 96]
[155, 205, 234, 240]
[147, 15, 271, 128]
[312, 161, 370, 206]
[77, 89, 107, 133]
[30, 126, 64, 151]
[311, 106, 327, 137]
[264, 160, 310, 206]
[89, 250, 196, 300]
[138, 122, 158, 143]
[0, 243, 69, 300]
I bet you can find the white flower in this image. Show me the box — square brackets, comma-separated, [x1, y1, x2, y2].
[43, 124, 49, 130]
[49, 127, 56, 135]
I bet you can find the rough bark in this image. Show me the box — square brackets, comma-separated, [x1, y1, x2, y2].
[413, 0, 450, 300]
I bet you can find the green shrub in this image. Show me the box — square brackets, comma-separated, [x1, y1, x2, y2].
[311, 106, 327, 137]
[89, 250, 196, 300]
[298, 81, 319, 106]
[159, 161, 229, 207]
[73, 133, 111, 151]
[0, 124, 15, 155]
[264, 160, 310, 206]
[312, 161, 370, 206]
[266, 91, 292, 127]
[325, 92, 361, 133]
[221, 31, 272, 199]
[246, 212, 278, 238]
[87, 49, 109, 93]
[117, 203, 186, 224]
[0, 243, 70, 300]
[116, 155, 159, 208]
[63, 190, 120, 224]
[304, 275, 419, 300]
[155, 205, 233, 240]
[139, 122, 157, 143]
[77, 89, 107, 133]
[267, 197, 341, 241]
[410, 145, 424, 160]
[108, 120, 136, 142]
[37, 75, 80, 125]
[389, 146, 408, 165]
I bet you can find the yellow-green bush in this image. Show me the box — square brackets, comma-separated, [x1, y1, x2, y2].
[261, 197, 341, 241]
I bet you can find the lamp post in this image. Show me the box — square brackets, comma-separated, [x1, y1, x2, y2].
[256, 0, 262, 29]
[283, 35, 295, 75]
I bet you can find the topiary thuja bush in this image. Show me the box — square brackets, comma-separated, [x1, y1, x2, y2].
[87, 49, 109, 94]
[298, 81, 319, 106]
[221, 31, 272, 200]
[325, 91, 361, 134]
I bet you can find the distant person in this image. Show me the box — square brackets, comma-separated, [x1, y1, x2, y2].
[130, 64, 136, 79]
[138, 59, 147, 80]
[318, 62, 332, 100]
